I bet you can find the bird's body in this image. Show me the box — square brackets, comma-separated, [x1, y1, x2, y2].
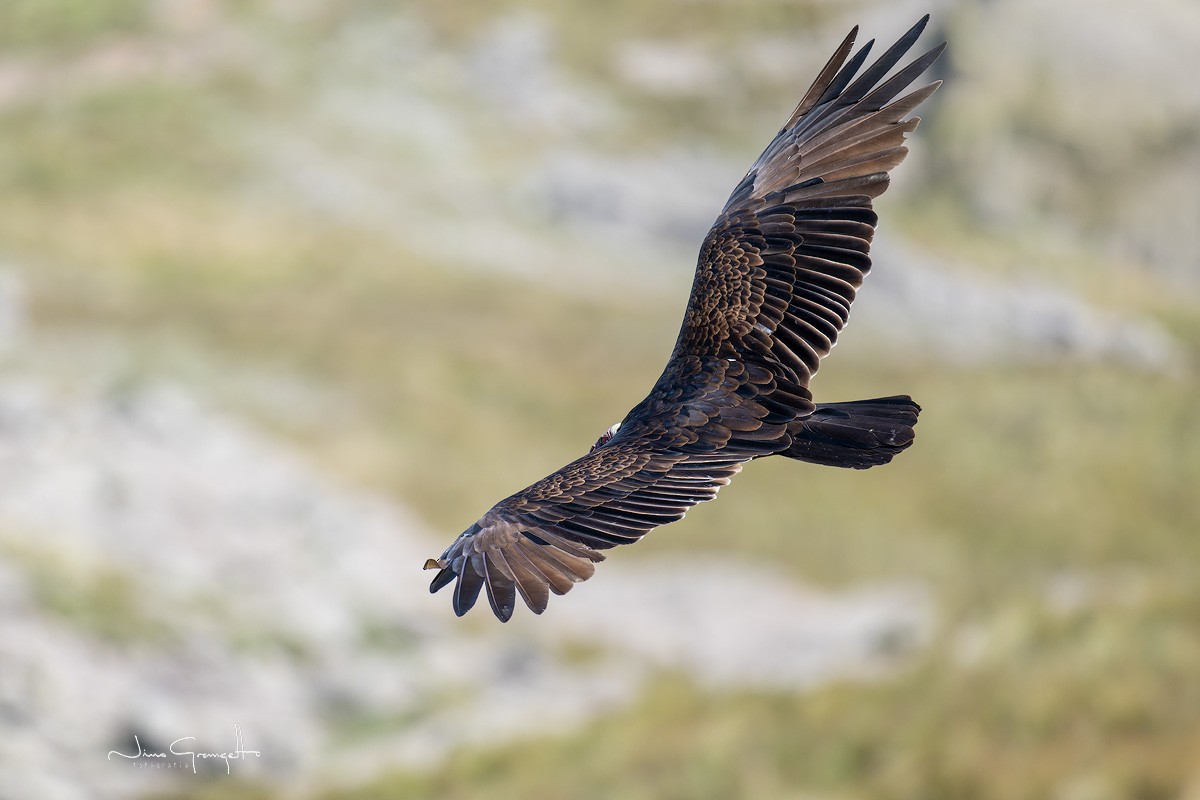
[426, 17, 946, 621]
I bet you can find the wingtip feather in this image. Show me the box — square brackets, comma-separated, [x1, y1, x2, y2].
[452, 560, 484, 616]
[483, 551, 518, 622]
[429, 567, 456, 593]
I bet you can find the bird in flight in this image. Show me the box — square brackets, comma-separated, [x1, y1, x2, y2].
[426, 17, 945, 621]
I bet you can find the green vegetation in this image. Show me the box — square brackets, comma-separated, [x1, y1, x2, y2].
[334, 591, 1200, 799]
[4, 2, 1199, 798]
[0, 0, 148, 50]
[0, 537, 172, 642]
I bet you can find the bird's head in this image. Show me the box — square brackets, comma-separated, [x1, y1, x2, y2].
[588, 422, 621, 453]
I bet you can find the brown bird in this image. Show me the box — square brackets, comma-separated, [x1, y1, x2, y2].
[426, 17, 945, 621]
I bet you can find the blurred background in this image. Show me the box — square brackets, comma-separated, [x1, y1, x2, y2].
[1, 0, 1198, 798]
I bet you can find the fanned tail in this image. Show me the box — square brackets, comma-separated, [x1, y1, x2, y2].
[782, 396, 920, 469]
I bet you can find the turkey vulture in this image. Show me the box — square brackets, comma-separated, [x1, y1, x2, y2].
[426, 17, 945, 621]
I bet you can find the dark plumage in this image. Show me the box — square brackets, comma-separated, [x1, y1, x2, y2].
[426, 17, 945, 621]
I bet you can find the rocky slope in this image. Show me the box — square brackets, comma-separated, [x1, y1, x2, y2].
[0, 274, 929, 799]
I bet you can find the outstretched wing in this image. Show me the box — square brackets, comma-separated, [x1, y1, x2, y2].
[674, 15, 944, 392]
[428, 354, 790, 621]
[428, 18, 944, 621]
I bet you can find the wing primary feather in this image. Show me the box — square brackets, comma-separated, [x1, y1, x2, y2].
[522, 529, 606, 561]
[514, 542, 576, 595]
[752, 39, 877, 178]
[537, 544, 600, 583]
[429, 567, 456, 593]
[832, 14, 929, 110]
[801, 49, 944, 150]
[452, 561, 484, 617]
[788, 26, 858, 125]
[772, 173, 890, 204]
[855, 43, 948, 114]
[482, 552, 517, 622]
[814, 40, 875, 113]
[505, 548, 551, 614]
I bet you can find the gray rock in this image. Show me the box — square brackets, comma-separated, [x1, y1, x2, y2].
[535, 560, 930, 688]
[932, 0, 1200, 283]
[523, 147, 735, 248]
[467, 12, 614, 132]
[612, 39, 724, 97]
[857, 235, 1183, 371]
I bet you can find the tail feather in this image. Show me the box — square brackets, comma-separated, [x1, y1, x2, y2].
[782, 395, 920, 469]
